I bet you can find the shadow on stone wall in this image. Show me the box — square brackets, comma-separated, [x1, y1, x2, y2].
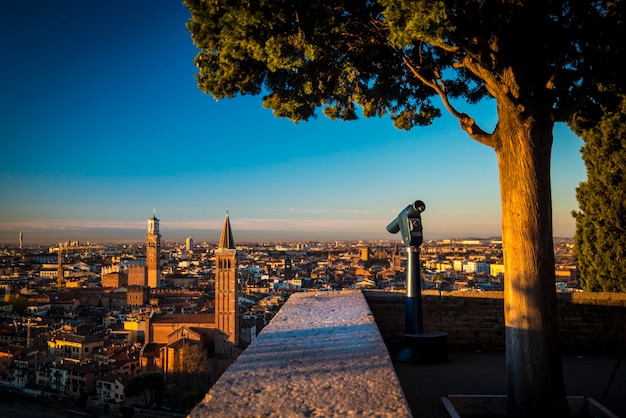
[363, 290, 626, 355]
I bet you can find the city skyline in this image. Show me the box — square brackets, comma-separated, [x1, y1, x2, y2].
[0, 1, 586, 245]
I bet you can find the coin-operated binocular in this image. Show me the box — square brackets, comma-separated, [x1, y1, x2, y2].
[386, 200, 425, 247]
[387, 200, 447, 363]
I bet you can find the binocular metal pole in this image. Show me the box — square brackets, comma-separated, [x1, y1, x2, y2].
[387, 200, 447, 363]
[405, 246, 424, 335]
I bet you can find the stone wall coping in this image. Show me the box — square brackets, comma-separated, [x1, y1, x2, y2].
[190, 290, 412, 418]
[366, 289, 626, 303]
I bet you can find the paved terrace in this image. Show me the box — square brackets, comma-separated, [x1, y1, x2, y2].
[190, 290, 411, 417]
[368, 290, 626, 418]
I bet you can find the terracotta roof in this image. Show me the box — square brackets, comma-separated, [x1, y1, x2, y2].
[98, 372, 131, 385]
[151, 313, 215, 324]
[53, 331, 104, 343]
[0, 345, 23, 355]
[189, 327, 216, 339]
[141, 342, 166, 357]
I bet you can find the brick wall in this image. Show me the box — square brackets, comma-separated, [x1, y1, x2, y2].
[363, 290, 626, 355]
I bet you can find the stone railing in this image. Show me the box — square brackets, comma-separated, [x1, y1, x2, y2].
[190, 290, 412, 417]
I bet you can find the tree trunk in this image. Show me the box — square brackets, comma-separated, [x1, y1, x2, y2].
[496, 108, 570, 417]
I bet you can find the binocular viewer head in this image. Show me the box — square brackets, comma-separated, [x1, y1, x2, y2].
[387, 200, 425, 247]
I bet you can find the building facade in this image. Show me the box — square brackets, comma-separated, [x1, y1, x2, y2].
[128, 265, 147, 287]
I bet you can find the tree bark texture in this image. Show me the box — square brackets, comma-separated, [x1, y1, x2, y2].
[495, 105, 569, 417]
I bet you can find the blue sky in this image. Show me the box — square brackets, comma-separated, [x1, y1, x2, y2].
[0, 1, 586, 244]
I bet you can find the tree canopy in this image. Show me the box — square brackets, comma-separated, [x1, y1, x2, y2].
[185, 0, 623, 136]
[124, 373, 164, 407]
[184, 1, 625, 415]
[571, 91, 626, 292]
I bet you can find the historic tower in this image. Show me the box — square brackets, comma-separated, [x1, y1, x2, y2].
[215, 211, 239, 351]
[391, 243, 403, 271]
[146, 210, 161, 288]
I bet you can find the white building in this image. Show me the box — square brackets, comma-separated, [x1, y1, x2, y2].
[96, 373, 130, 404]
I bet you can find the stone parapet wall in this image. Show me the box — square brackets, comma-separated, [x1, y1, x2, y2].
[363, 290, 626, 355]
[190, 290, 412, 418]
[558, 292, 626, 354]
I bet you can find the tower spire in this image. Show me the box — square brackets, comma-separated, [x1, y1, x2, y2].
[218, 211, 235, 249]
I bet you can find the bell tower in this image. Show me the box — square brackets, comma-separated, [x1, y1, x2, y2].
[146, 210, 161, 288]
[215, 211, 239, 351]
[392, 243, 403, 271]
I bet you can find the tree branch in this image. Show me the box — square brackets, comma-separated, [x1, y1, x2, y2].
[553, 77, 592, 122]
[401, 54, 496, 148]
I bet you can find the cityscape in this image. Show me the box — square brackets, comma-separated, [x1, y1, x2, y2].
[0, 211, 579, 416]
[3, 1, 624, 417]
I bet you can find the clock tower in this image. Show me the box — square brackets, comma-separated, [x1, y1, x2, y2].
[146, 210, 161, 288]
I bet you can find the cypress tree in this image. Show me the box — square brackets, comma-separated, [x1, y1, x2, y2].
[572, 93, 626, 292]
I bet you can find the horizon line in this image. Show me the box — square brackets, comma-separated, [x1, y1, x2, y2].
[0, 226, 578, 247]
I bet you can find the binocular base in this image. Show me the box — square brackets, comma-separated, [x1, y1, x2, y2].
[393, 331, 448, 364]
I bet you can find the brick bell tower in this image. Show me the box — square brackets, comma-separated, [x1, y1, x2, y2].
[215, 211, 239, 352]
[146, 210, 161, 288]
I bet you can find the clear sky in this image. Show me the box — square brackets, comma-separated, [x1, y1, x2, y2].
[0, 1, 586, 245]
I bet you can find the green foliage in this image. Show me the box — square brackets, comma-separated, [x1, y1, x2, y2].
[163, 384, 181, 409]
[431, 275, 446, 282]
[118, 406, 134, 418]
[9, 294, 27, 313]
[380, 0, 451, 46]
[164, 384, 204, 411]
[124, 373, 164, 406]
[184, 0, 445, 129]
[184, 1, 624, 133]
[571, 93, 626, 292]
[163, 343, 209, 411]
[168, 343, 210, 394]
